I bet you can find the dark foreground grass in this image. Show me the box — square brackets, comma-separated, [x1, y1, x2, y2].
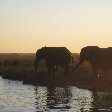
[0, 53, 36, 81]
[1, 53, 112, 92]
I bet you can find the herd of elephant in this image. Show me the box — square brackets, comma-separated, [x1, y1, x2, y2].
[35, 46, 112, 78]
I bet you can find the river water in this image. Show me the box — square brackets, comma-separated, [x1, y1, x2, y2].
[0, 76, 112, 112]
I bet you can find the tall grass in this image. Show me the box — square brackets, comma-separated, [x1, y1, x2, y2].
[0, 53, 36, 81]
[1, 53, 112, 90]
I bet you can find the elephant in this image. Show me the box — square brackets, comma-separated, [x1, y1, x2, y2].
[72, 46, 112, 77]
[35, 47, 73, 74]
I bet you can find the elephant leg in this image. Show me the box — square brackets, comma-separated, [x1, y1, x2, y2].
[34, 64, 38, 74]
[97, 69, 105, 79]
[92, 66, 101, 78]
[99, 69, 107, 78]
[34, 60, 38, 74]
[34, 62, 39, 83]
[51, 66, 56, 74]
[92, 66, 104, 79]
[64, 65, 69, 75]
[47, 65, 52, 75]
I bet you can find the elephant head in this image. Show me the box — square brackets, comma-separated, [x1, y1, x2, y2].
[35, 47, 47, 73]
[71, 46, 99, 72]
[36, 47, 47, 61]
[79, 46, 99, 62]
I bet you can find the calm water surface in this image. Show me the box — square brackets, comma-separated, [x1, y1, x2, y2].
[0, 76, 112, 112]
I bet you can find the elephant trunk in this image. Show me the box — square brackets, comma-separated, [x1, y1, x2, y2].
[71, 55, 74, 63]
[71, 60, 83, 73]
[34, 60, 38, 74]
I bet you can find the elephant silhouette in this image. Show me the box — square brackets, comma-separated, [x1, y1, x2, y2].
[72, 46, 112, 77]
[35, 47, 73, 75]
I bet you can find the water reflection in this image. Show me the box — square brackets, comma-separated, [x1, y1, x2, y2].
[70, 87, 93, 112]
[0, 77, 36, 112]
[34, 86, 94, 112]
[92, 92, 112, 111]
[1, 76, 112, 112]
[34, 86, 112, 112]
[35, 86, 47, 111]
[46, 86, 71, 110]
[35, 86, 71, 111]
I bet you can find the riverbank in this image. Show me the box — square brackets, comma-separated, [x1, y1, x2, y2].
[0, 53, 112, 92]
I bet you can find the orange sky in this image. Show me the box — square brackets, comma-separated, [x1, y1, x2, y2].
[0, 0, 112, 53]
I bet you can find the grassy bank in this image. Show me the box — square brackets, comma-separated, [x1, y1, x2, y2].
[0, 53, 36, 81]
[0, 53, 112, 92]
[0, 53, 93, 82]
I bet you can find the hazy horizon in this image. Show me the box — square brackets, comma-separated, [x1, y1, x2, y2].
[1, 0, 112, 53]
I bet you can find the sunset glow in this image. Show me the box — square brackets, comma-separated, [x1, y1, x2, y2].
[0, 0, 112, 53]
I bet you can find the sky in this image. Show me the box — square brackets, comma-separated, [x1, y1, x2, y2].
[0, 0, 112, 53]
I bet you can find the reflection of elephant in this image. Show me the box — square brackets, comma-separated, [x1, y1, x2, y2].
[91, 91, 112, 111]
[46, 86, 71, 109]
[72, 46, 112, 77]
[35, 47, 72, 74]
